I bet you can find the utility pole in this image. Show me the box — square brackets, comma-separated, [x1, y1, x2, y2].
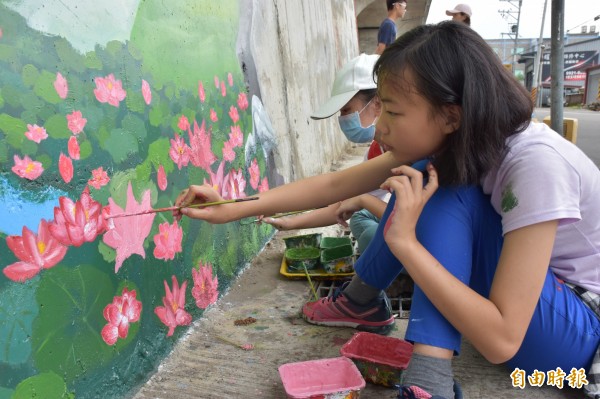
[532, 0, 549, 107]
[499, 0, 523, 75]
[550, 0, 565, 135]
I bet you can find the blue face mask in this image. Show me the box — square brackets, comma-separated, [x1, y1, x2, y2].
[338, 100, 377, 143]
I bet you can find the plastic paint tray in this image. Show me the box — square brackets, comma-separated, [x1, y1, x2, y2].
[279, 357, 366, 399]
[340, 332, 413, 387]
[280, 257, 355, 280]
[285, 247, 321, 272]
[283, 233, 322, 249]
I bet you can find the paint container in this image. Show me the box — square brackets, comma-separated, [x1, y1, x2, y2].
[285, 247, 321, 272]
[283, 233, 322, 249]
[340, 332, 413, 387]
[320, 237, 354, 274]
[278, 357, 366, 399]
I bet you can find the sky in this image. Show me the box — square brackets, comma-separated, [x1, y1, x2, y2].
[426, 0, 600, 40]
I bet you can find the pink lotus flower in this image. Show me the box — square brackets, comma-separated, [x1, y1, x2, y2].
[203, 161, 225, 196]
[12, 155, 43, 180]
[157, 165, 167, 191]
[222, 140, 236, 163]
[223, 168, 246, 200]
[249, 158, 260, 190]
[58, 153, 73, 184]
[54, 72, 68, 99]
[188, 119, 216, 171]
[229, 125, 243, 148]
[93, 73, 127, 107]
[169, 133, 191, 170]
[49, 186, 106, 247]
[103, 183, 155, 273]
[177, 115, 190, 131]
[153, 220, 183, 261]
[66, 110, 87, 135]
[24, 124, 48, 143]
[214, 76, 219, 89]
[68, 136, 80, 160]
[154, 276, 192, 337]
[228, 106, 239, 124]
[191, 261, 219, 309]
[198, 81, 206, 103]
[142, 79, 152, 105]
[258, 177, 269, 193]
[237, 92, 249, 111]
[227, 72, 233, 87]
[3, 220, 68, 282]
[101, 287, 142, 345]
[88, 167, 110, 189]
[210, 109, 218, 122]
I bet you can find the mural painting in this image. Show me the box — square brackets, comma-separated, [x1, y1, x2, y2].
[0, 0, 276, 397]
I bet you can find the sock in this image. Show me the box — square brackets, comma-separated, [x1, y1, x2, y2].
[342, 275, 383, 305]
[402, 353, 455, 399]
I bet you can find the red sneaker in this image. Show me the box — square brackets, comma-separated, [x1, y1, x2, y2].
[302, 284, 395, 335]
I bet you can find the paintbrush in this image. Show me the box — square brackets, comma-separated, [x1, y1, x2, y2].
[106, 197, 259, 219]
[242, 206, 328, 225]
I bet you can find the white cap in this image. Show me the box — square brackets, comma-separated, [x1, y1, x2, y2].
[446, 4, 472, 17]
[311, 53, 379, 120]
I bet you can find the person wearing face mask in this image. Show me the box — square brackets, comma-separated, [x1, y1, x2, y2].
[261, 54, 388, 255]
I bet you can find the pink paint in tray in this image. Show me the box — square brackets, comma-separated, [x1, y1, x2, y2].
[278, 357, 365, 398]
[340, 332, 413, 387]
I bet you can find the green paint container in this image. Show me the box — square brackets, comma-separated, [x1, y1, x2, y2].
[285, 247, 321, 272]
[320, 237, 354, 274]
[320, 236, 352, 249]
[283, 233, 322, 249]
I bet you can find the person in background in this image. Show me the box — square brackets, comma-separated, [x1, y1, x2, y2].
[375, 0, 407, 55]
[262, 53, 388, 257]
[445, 3, 471, 25]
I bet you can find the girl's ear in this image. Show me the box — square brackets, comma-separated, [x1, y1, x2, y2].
[441, 104, 462, 134]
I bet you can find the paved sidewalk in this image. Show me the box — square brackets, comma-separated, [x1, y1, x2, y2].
[132, 145, 583, 399]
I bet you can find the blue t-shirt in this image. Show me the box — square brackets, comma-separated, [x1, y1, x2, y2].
[377, 18, 397, 46]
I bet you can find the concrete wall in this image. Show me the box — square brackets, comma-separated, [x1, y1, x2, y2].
[0, 0, 362, 398]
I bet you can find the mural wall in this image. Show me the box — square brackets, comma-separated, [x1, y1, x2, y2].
[0, 0, 279, 397]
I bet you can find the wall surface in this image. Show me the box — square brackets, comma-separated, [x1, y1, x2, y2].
[0, 0, 361, 398]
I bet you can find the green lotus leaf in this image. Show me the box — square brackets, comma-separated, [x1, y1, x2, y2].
[33, 70, 62, 105]
[97, 240, 116, 264]
[0, 113, 26, 149]
[20, 91, 45, 113]
[0, 279, 39, 365]
[12, 372, 72, 399]
[135, 159, 152, 182]
[79, 139, 93, 160]
[54, 38, 85, 73]
[125, 90, 147, 115]
[44, 114, 71, 140]
[102, 128, 139, 164]
[83, 51, 103, 70]
[32, 265, 117, 383]
[148, 101, 167, 127]
[147, 137, 173, 174]
[1, 85, 21, 108]
[121, 113, 147, 142]
[0, 44, 17, 62]
[21, 64, 40, 88]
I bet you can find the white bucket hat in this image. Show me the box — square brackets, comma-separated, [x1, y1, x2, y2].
[311, 53, 379, 120]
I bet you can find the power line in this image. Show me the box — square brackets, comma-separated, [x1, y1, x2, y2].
[566, 14, 600, 33]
